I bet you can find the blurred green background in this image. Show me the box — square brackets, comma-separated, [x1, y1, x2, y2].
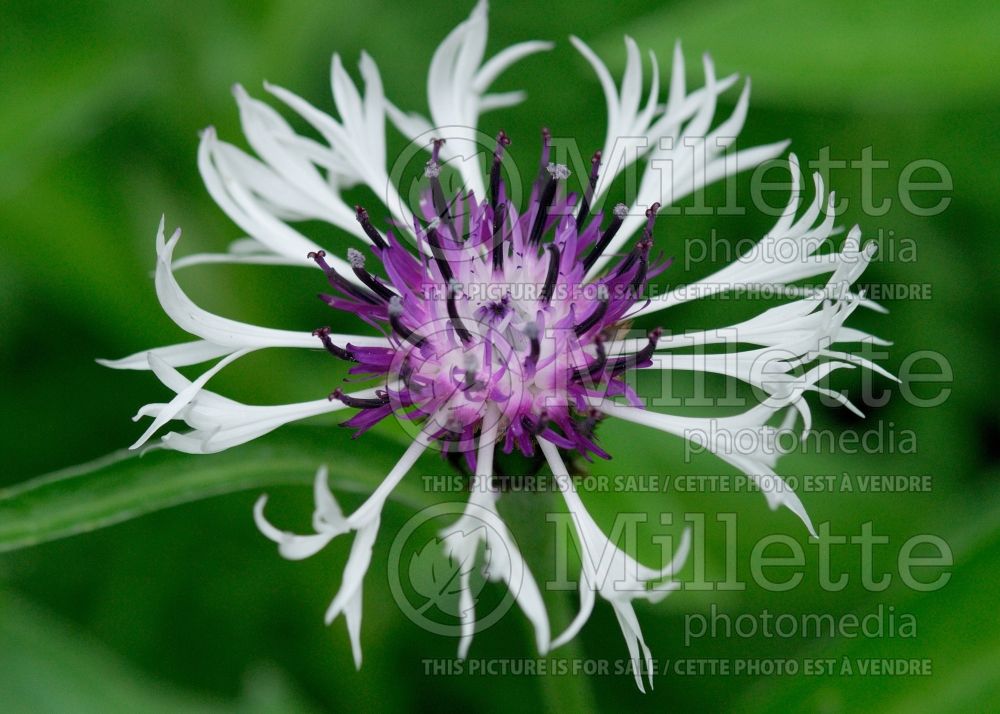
[1, 0, 998, 712]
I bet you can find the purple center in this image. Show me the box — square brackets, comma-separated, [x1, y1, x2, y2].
[310, 130, 670, 471]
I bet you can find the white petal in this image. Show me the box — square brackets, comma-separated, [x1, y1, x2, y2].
[390, 1, 549, 197]
[583, 51, 784, 277]
[344, 584, 365, 669]
[98, 340, 236, 370]
[612, 601, 654, 692]
[325, 515, 381, 624]
[550, 576, 595, 650]
[129, 348, 253, 449]
[253, 495, 341, 560]
[152, 221, 383, 351]
[596, 402, 816, 536]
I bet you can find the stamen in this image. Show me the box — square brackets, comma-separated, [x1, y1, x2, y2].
[610, 327, 662, 376]
[643, 202, 661, 239]
[354, 206, 387, 250]
[308, 250, 379, 304]
[540, 243, 561, 304]
[425, 227, 454, 283]
[330, 388, 390, 408]
[575, 150, 602, 227]
[588, 336, 608, 379]
[538, 127, 552, 174]
[581, 203, 628, 272]
[388, 296, 428, 348]
[615, 203, 658, 284]
[347, 248, 397, 302]
[462, 352, 479, 389]
[578, 407, 602, 439]
[523, 321, 541, 375]
[447, 280, 473, 343]
[492, 202, 505, 272]
[426, 138, 453, 233]
[522, 410, 550, 436]
[528, 162, 571, 247]
[397, 355, 424, 402]
[627, 239, 652, 296]
[489, 130, 510, 211]
[312, 326, 357, 362]
[573, 290, 609, 336]
[571, 336, 606, 382]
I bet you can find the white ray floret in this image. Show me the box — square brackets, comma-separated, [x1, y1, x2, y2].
[255, 433, 431, 668]
[386, 0, 552, 197]
[438, 416, 550, 658]
[635, 157, 876, 313]
[596, 399, 816, 537]
[580, 50, 789, 277]
[539, 439, 692, 692]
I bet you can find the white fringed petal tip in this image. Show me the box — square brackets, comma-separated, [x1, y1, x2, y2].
[103, 0, 892, 691]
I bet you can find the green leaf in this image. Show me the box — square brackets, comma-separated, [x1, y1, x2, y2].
[599, 0, 1000, 111]
[0, 426, 429, 553]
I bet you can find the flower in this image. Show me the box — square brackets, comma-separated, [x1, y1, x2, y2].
[103, 0, 891, 692]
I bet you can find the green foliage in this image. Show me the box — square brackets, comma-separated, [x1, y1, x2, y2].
[0, 427, 422, 553]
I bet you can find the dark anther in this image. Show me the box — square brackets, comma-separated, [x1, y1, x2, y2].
[427, 138, 453, 235]
[309, 249, 380, 304]
[538, 127, 552, 174]
[588, 337, 608, 379]
[312, 326, 357, 362]
[522, 410, 549, 436]
[425, 227, 454, 283]
[347, 248, 397, 302]
[447, 282, 473, 343]
[575, 150, 602, 227]
[573, 293, 609, 336]
[330, 388, 390, 408]
[582, 203, 628, 272]
[492, 202, 506, 272]
[523, 322, 541, 374]
[540, 243, 561, 304]
[457, 353, 485, 392]
[389, 296, 429, 348]
[643, 203, 661, 239]
[610, 327, 662, 376]
[354, 206, 387, 250]
[431, 137, 445, 163]
[613, 249, 639, 278]
[618, 203, 659, 287]
[571, 335, 607, 383]
[578, 408, 602, 438]
[528, 163, 569, 247]
[489, 130, 510, 211]
[397, 356, 423, 403]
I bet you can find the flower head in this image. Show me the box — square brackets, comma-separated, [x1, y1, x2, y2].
[309, 134, 670, 468]
[104, 0, 891, 692]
